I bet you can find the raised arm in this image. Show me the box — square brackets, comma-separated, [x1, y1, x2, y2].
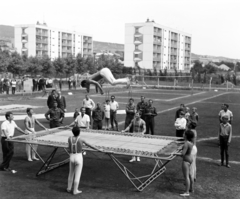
[88, 80, 104, 95]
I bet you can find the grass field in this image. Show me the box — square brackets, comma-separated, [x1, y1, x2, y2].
[0, 87, 240, 199]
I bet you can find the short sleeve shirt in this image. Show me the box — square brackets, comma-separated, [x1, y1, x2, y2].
[75, 114, 90, 127]
[110, 101, 119, 111]
[1, 120, 18, 137]
[219, 110, 233, 121]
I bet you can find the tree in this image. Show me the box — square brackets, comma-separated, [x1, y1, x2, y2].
[75, 53, 85, 74]
[26, 56, 42, 77]
[0, 49, 10, 73]
[204, 64, 216, 74]
[40, 55, 54, 77]
[7, 52, 25, 77]
[53, 57, 66, 78]
[64, 55, 76, 77]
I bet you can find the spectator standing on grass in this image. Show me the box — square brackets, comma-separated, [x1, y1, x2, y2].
[124, 98, 136, 132]
[11, 79, 17, 95]
[47, 90, 58, 109]
[92, 103, 104, 130]
[137, 96, 148, 121]
[45, 101, 65, 128]
[57, 90, 67, 124]
[110, 95, 119, 131]
[174, 111, 187, 137]
[104, 100, 111, 130]
[144, 99, 158, 135]
[59, 79, 62, 91]
[175, 104, 185, 120]
[189, 107, 199, 126]
[68, 78, 72, 90]
[0, 112, 26, 173]
[185, 107, 190, 123]
[68, 107, 90, 129]
[219, 104, 233, 124]
[24, 108, 47, 162]
[219, 115, 232, 168]
[122, 112, 146, 162]
[82, 95, 95, 125]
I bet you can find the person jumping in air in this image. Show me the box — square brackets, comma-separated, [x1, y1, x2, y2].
[80, 68, 131, 95]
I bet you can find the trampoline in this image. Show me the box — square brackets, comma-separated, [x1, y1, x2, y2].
[8, 127, 183, 191]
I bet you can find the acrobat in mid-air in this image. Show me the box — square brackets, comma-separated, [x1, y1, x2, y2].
[81, 68, 130, 95]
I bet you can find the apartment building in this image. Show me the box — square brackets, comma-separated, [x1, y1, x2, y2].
[14, 22, 93, 59]
[124, 20, 192, 71]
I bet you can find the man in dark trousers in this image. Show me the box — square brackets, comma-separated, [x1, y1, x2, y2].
[0, 112, 26, 173]
[57, 90, 66, 124]
[124, 98, 136, 132]
[137, 96, 148, 121]
[144, 99, 158, 135]
[45, 101, 65, 128]
[47, 90, 58, 109]
[92, 103, 104, 130]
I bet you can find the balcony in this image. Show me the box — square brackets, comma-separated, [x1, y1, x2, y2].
[170, 59, 177, 63]
[154, 32, 162, 37]
[153, 57, 161, 61]
[171, 43, 178, 48]
[22, 48, 28, 52]
[36, 46, 48, 51]
[170, 51, 177, 55]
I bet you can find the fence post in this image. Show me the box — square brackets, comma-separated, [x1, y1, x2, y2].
[226, 80, 228, 92]
[157, 77, 159, 87]
[209, 77, 212, 91]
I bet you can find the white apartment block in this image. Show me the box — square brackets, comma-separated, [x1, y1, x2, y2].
[124, 20, 192, 71]
[15, 22, 93, 59]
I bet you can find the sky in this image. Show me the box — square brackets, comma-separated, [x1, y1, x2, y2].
[0, 0, 239, 59]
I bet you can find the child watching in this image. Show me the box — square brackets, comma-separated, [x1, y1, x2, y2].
[219, 115, 232, 168]
[174, 111, 187, 137]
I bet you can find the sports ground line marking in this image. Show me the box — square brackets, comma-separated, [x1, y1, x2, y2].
[198, 101, 240, 106]
[132, 91, 187, 96]
[166, 91, 206, 102]
[197, 156, 240, 165]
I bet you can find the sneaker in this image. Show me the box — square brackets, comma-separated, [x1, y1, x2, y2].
[137, 157, 140, 162]
[129, 157, 136, 162]
[180, 193, 190, 197]
[226, 164, 231, 168]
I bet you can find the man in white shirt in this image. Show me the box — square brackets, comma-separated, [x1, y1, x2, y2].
[219, 103, 233, 124]
[69, 107, 90, 129]
[0, 112, 26, 172]
[110, 95, 119, 131]
[82, 95, 95, 124]
[11, 79, 17, 95]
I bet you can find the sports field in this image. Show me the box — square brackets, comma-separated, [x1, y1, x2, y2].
[0, 87, 240, 199]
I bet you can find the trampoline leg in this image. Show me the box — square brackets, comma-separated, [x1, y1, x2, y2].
[36, 147, 69, 176]
[108, 154, 170, 192]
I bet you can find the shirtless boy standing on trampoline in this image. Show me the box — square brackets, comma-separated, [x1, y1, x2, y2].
[81, 68, 131, 95]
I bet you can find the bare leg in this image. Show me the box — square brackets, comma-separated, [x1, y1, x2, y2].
[100, 68, 130, 86]
[182, 161, 190, 194]
[32, 144, 39, 160]
[26, 144, 32, 161]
